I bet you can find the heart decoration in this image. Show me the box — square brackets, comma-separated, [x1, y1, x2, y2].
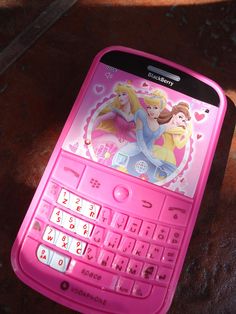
[69, 142, 79, 152]
[197, 134, 202, 140]
[142, 82, 149, 87]
[194, 112, 205, 121]
[95, 84, 104, 94]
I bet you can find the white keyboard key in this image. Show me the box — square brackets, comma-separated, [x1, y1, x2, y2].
[37, 244, 53, 265]
[57, 188, 71, 208]
[76, 219, 93, 238]
[56, 232, 71, 251]
[83, 201, 100, 220]
[69, 238, 87, 256]
[43, 226, 59, 244]
[50, 207, 64, 226]
[69, 193, 84, 215]
[63, 212, 77, 233]
[50, 251, 70, 272]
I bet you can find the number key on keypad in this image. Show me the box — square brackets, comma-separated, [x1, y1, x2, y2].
[76, 219, 93, 238]
[37, 244, 52, 265]
[43, 226, 59, 244]
[56, 232, 71, 251]
[50, 208, 64, 226]
[50, 251, 70, 273]
[63, 213, 77, 233]
[57, 188, 70, 208]
[70, 194, 84, 215]
[83, 201, 100, 220]
[69, 238, 87, 257]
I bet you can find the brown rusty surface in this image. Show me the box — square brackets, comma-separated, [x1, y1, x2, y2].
[0, 0, 55, 52]
[0, 1, 235, 313]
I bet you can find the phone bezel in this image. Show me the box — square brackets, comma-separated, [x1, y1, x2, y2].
[101, 50, 220, 107]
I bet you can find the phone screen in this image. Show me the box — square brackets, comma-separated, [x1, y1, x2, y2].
[63, 52, 219, 198]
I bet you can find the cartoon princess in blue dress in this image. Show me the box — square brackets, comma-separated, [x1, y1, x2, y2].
[112, 90, 176, 181]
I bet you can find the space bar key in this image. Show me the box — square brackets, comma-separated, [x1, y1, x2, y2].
[67, 260, 118, 290]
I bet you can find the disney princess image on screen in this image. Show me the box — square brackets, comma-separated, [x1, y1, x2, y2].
[85, 81, 193, 188]
[92, 83, 141, 143]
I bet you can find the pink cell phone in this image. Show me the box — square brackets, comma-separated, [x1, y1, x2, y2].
[11, 46, 227, 313]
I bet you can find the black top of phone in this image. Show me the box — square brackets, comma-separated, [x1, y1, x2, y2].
[101, 50, 220, 107]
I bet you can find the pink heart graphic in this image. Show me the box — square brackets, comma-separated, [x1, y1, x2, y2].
[95, 85, 104, 94]
[197, 134, 202, 140]
[194, 112, 205, 121]
[142, 82, 148, 87]
[69, 142, 79, 152]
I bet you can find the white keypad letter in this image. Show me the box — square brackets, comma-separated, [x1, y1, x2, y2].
[76, 220, 93, 238]
[43, 226, 59, 244]
[57, 188, 70, 208]
[69, 238, 86, 256]
[70, 193, 84, 215]
[56, 232, 71, 251]
[50, 252, 70, 272]
[50, 208, 64, 226]
[37, 244, 52, 265]
[63, 212, 77, 233]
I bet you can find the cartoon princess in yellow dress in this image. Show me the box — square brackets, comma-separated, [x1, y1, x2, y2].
[153, 102, 192, 168]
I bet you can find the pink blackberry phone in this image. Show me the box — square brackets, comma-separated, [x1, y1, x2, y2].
[11, 46, 226, 314]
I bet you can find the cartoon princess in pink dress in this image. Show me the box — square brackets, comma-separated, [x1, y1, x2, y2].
[93, 83, 141, 142]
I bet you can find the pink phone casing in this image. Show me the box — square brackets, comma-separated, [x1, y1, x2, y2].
[11, 46, 227, 314]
